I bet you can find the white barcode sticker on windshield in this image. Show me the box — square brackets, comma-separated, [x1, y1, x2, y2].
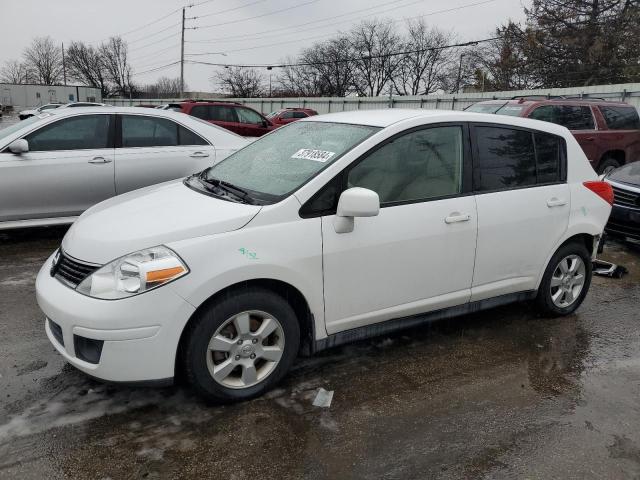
[291, 148, 336, 162]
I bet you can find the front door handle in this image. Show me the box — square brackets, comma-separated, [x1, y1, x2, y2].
[190, 151, 209, 158]
[445, 212, 471, 224]
[88, 156, 112, 164]
[547, 197, 567, 208]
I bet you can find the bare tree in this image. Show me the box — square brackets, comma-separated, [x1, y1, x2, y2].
[349, 20, 403, 96]
[278, 35, 357, 97]
[392, 20, 456, 95]
[23, 36, 64, 85]
[140, 77, 185, 98]
[213, 67, 264, 97]
[65, 41, 110, 96]
[100, 37, 135, 96]
[0, 60, 29, 84]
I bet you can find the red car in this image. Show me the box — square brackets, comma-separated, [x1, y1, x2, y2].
[169, 101, 277, 137]
[467, 98, 640, 174]
[266, 107, 318, 126]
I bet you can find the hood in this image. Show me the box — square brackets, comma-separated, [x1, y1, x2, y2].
[607, 161, 640, 188]
[62, 180, 261, 264]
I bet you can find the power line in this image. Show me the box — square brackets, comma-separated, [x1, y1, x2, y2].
[185, 0, 496, 44]
[185, 1, 499, 57]
[116, 7, 182, 37]
[133, 61, 181, 76]
[188, 0, 322, 30]
[128, 22, 182, 44]
[129, 32, 181, 53]
[187, 0, 268, 20]
[185, 37, 498, 69]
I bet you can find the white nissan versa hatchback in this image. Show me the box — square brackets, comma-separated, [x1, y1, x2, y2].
[36, 109, 613, 402]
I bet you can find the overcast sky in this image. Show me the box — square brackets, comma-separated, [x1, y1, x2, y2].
[0, 0, 528, 92]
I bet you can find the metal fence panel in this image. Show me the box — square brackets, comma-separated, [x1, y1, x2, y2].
[106, 82, 640, 111]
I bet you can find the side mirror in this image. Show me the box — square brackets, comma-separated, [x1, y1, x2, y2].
[261, 120, 269, 128]
[334, 187, 380, 234]
[8, 139, 29, 154]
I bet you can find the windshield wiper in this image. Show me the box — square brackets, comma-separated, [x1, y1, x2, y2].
[197, 173, 257, 205]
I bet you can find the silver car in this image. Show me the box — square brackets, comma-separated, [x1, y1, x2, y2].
[0, 107, 248, 230]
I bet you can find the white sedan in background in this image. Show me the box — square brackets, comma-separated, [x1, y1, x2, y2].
[0, 107, 248, 229]
[17, 102, 111, 120]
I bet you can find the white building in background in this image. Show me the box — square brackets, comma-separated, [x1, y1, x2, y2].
[0, 83, 102, 110]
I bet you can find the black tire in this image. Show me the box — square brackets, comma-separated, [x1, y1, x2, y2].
[597, 156, 621, 175]
[536, 242, 593, 317]
[181, 287, 300, 403]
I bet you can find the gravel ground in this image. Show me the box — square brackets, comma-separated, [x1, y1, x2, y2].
[0, 226, 639, 480]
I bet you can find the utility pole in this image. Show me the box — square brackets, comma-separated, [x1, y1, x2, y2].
[455, 53, 465, 94]
[61, 42, 67, 86]
[180, 7, 185, 98]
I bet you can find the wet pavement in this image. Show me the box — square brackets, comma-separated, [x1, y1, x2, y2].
[1, 227, 639, 479]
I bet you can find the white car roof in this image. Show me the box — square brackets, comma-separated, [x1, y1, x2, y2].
[303, 108, 571, 137]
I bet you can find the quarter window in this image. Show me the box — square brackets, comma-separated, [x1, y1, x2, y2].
[178, 126, 208, 146]
[348, 126, 463, 205]
[473, 126, 564, 192]
[122, 115, 178, 147]
[25, 115, 111, 151]
[599, 106, 640, 130]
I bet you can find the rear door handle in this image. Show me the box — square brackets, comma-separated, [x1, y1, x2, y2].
[88, 156, 112, 164]
[445, 213, 471, 224]
[547, 197, 567, 207]
[190, 151, 209, 158]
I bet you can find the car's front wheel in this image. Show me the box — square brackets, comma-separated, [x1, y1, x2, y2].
[536, 242, 592, 316]
[181, 288, 300, 402]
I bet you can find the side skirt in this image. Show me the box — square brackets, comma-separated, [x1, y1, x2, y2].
[311, 290, 537, 354]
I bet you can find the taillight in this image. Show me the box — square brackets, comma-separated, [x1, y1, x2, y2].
[583, 181, 614, 205]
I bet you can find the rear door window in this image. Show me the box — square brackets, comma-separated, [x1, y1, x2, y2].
[190, 105, 209, 120]
[529, 105, 594, 130]
[121, 115, 178, 147]
[473, 126, 537, 191]
[210, 105, 237, 122]
[599, 106, 640, 130]
[26, 115, 111, 151]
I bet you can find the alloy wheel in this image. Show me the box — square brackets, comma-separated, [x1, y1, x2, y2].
[550, 254, 586, 308]
[206, 310, 285, 389]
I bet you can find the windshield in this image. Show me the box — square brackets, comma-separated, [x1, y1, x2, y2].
[608, 161, 640, 186]
[0, 115, 43, 143]
[202, 121, 380, 200]
[466, 103, 525, 117]
[467, 103, 506, 114]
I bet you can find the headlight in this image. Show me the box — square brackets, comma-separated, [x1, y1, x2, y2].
[76, 246, 188, 300]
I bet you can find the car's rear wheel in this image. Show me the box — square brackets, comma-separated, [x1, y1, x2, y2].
[536, 242, 592, 316]
[598, 156, 621, 175]
[181, 288, 300, 402]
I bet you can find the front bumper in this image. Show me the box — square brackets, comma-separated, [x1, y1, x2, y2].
[36, 253, 196, 383]
[605, 205, 640, 241]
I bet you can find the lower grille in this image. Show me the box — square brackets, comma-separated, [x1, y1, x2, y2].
[52, 251, 99, 288]
[48, 319, 64, 346]
[606, 219, 640, 240]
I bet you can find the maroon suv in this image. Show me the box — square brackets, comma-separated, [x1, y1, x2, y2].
[169, 100, 277, 137]
[468, 98, 640, 174]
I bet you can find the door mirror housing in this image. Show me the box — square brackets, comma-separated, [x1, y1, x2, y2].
[8, 139, 29, 154]
[334, 187, 380, 234]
